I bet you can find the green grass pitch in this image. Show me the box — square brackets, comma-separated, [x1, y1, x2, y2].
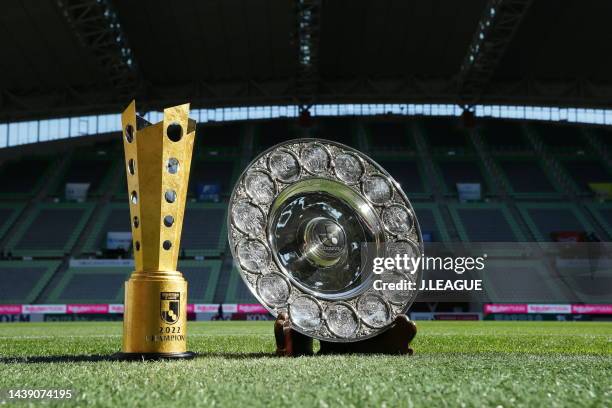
[0, 321, 610, 407]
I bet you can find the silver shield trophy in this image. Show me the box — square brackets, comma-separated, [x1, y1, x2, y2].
[228, 139, 423, 342]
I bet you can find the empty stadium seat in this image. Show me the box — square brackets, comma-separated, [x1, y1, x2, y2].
[531, 123, 588, 152]
[412, 203, 448, 242]
[180, 203, 227, 256]
[46, 261, 220, 303]
[366, 122, 412, 151]
[437, 160, 488, 194]
[196, 123, 244, 151]
[0, 261, 59, 303]
[313, 119, 358, 148]
[587, 203, 612, 238]
[188, 160, 236, 197]
[0, 157, 53, 197]
[181, 261, 222, 303]
[421, 120, 471, 152]
[255, 120, 298, 151]
[7, 203, 94, 256]
[376, 159, 427, 195]
[53, 157, 115, 196]
[519, 203, 593, 241]
[82, 204, 130, 253]
[57, 272, 127, 302]
[450, 204, 522, 241]
[0, 203, 25, 242]
[497, 159, 558, 195]
[560, 160, 612, 193]
[223, 266, 259, 303]
[484, 259, 569, 302]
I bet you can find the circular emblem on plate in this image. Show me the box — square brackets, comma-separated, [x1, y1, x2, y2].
[228, 138, 423, 342]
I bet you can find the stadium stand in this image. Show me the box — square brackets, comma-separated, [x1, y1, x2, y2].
[313, 118, 359, 148]
[495, 157, 560, 197]
[2, 117, 612, 307]
[45, 260, 220, 304]
[420, 119, 471, 154]
[6, 202, 94, 257]
[255, 119, 299, 152]
[224, 266, 259, 304]
[586, 202, 612, 235]
[48, 265, 130, 303]
[81, 203, 130, 255]
[483, 259, 571, 303]
[517, 202, 594, 241]
[0, 260, 60, 304]
[180, 203, 227, 257]
[435, 158, 491, 195]
[530, 122, 589, 153]
[412, 203, 450, 242]
[188, 159, 238, 198]
[448, 203, 524, 242]
[559, 159, 612, 194]
[0, 156, 54, 198]
[0, 202, 25, 241]
[479, 120, 530, 151]
[365, 121, 413, 152]
[375, 157, 429, 197]
[195, 123, 245, 155]
[49, 155, 116, 197]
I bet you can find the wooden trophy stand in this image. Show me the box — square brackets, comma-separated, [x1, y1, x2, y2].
[274, 313, 417, 357]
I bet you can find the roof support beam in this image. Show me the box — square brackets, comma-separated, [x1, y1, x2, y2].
[3, 77, 612, 122]
[295, 0, 322, 112]
[457, 0, 533, 107]
[55, 0, 141, 100]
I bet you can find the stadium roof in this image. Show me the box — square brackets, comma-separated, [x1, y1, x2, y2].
[2, 0, 612, 121]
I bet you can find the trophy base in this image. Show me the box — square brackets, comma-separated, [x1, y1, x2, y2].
[113, 351, 197, 361]
[274, 313, 416, 356]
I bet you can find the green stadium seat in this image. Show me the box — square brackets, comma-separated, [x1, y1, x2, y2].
[0, 260, 60, 303]
[375, 158, 428, 196]
[366, 122, 413, 151]
[0, 157, 54, 198]
[559, 159, 612, 194]
[255, 120, 299, 152]
[0, 202, 25, 242]
[50, 156, 116, 197]
[436, 159, 491, 195]
[412, 203, 449, 242]
[449, 203, 524, 242]
[46, 260, 220, 304]
[518, 202, 594, 241]
[496, 158, 560, 196]
[7, 203, 94, 257]
[188, 159, 237, 198]
[586, 202, 612, 239]
[82, 203, 131, 254]
[420, 119, 471, 153]
[181, 203, 228, 256]
[195, 123, 245, 155]
[531, 123, 589, 153]
[313, 119, 358, 148]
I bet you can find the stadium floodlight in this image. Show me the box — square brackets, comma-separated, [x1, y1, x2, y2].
[228, 139, 423, 344]
[115, 101, 196, 360]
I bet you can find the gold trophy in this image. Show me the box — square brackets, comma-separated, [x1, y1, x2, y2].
[116, 101, 196, 359]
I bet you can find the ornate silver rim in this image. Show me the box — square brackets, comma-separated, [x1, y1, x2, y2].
[228, 138, 424, 342]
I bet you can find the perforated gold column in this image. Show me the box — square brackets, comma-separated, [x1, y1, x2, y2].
[116, 101, 196, 360]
